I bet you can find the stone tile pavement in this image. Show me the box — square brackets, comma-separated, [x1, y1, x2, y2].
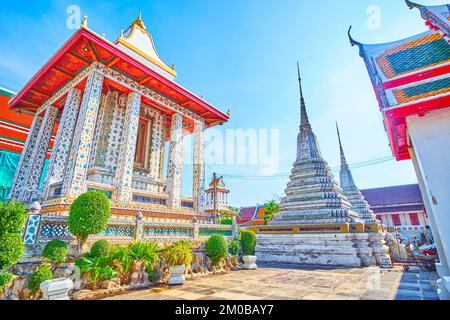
[104, 263, 439, 300]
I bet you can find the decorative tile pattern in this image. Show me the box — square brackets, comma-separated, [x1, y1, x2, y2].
[23, 215, 41, 245]
[394, 77, 450, 104]
[132, 194, 167, 205]
[88, 93, 108, 170]
[114, 92, 142, 203]
[22, 105, 59, 202]
[43, 88, 82, 199]
[104, 93, 126, 172]
[62, 71, 104, 197]
[101, 225, 134, 237]
[141, 104, 165, 180]
[39, 221, 71, 241]
[192, 121, 205, 213]
[166, 113, 184, 208]
[159, 115, 167, 180]
[9, 113, 44, 200]
[144, 227, 191, 238]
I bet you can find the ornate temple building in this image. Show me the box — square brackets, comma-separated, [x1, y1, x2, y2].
[336, 123, 378, 223]
[361, 184, 428, 243]
[248, 64, 391, 267]
[7, 14, 233, 245]
[0, 87, 57, 201]
[350, 0, 450, 299]
[204, 174, 232, 221]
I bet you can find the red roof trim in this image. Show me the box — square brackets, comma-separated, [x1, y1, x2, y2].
[384, 64, 450, 90]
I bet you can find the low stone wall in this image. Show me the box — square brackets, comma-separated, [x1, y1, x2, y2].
[256, 233, 391, 267]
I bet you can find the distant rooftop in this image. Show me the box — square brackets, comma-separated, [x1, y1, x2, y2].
[361, 184, 424, 213]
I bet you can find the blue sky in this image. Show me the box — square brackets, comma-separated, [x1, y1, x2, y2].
[0, 0, 447, 207]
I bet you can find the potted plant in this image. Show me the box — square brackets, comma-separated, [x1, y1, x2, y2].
[163, 241, 193, 285]
[240, 230, 257, 270]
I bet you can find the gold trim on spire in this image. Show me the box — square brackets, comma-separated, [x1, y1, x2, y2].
[132, 10, 147, 29]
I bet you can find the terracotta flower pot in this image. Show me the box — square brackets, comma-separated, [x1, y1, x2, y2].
[168, 265, 186, 285]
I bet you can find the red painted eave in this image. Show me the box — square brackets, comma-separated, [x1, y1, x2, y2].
[9, 27, 229, 126]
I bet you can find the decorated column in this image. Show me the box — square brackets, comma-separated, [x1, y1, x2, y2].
[166, 113, 184, 208]
[114, 91, 142, 203]
[192, 120, 205, 213]
[9, 113, 44, 200]
[42, 88, 82, 199]
[21, 105, 59, 203]
[61, 71, 104, 197]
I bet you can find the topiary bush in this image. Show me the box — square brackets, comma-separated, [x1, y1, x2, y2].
[28, 264, 53, 293]
[205, 235, 228, 267]
[0, 272, 13, 293]
[240, 230, 256, 256]
[163, 241, 193, 267]
[90, 239, 110, 258]
[0, 201, 26, 236]
[68, 191, 111, 255]
[0, 233, 25, 270]
[42, 240, 68, 263]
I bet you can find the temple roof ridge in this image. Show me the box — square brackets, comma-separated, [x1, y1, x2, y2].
[115, 12, 177, 79]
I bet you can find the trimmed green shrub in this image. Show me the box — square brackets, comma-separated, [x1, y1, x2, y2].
[68, 191, 111, 253]
[0, 201, 26, 236]
[42, 240, 68, 263]
[28, 264, 53, 293]
[240, 230, 256, 256]
[228, 240, 241, 255]
[0, 233, 25, 269]
[205, 235, 228, 266]
[163, 241, 193, 267]
[220, 217, 233, 225]
[90, 239, 110, 258]
[0, 272, 13, 292]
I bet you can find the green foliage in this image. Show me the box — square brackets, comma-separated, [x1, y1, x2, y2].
[75, 255, 117, 289]
[0, 201, 26, 236]
[42, 240, 68, 263]
[220, 217, 233, 225]
[228, 240, 241, 255]
[240, 230, 256, 256]
[0, 272, 13, 292]
[28, 264, 53, 293]
[163, 241, 193, 267]
[0, 233, 25, 270]
[263, 200, 280, 225]
[128, 242, 160, 272]
[68, 191, 111, 247]
[110, 245, 133, 275]
[90, 239, 110, 258]
[205, 235, 228, 266]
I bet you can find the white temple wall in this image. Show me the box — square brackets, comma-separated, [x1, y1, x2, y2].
[407, 108, 450, 299]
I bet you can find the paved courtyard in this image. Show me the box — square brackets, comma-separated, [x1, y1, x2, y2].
[104, 263, 439, 300]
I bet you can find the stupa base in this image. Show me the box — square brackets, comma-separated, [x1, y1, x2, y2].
[256, 233, 373, 268]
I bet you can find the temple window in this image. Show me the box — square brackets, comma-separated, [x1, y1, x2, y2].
[134, 117, 153, 169]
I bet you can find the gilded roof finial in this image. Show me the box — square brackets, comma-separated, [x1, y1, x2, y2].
[81, 16, 88, 28]
[171, 64, 176, 71]
[227, 109, 232, 117]
[133, 10, 147, 29]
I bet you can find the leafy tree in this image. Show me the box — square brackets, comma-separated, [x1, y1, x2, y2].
[68, 191, 111, 255]
[0, 233, 25, 270]
[205, 235, 228, 267]
[0, 201, 26, 236]
[263, 200, 280, 225]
